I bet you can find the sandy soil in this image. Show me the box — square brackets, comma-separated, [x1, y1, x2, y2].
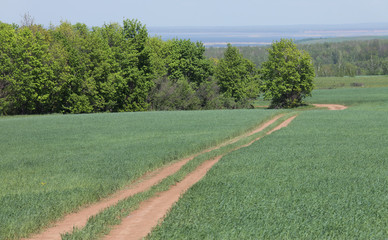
[24, 114, 286, 240]
[313, 104, 348, 110]
[103, 115, 297, 240]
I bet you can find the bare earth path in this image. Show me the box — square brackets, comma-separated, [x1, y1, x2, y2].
[313, 104, 348, 110]
[104, 115, 297, 240]
[24, 158, 194, 240]
[25, 114, 284, 240]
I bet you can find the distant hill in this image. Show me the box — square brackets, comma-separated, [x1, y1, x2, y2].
[296, 35, 388, 45]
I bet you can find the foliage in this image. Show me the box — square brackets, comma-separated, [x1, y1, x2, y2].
[148, 77, 200, 110]
[0, 19, 158, 115]
[163, 39, 214, 86]
[2, 19, 271, 115]
[206, 39, 388, 77]
[215, 44, 260, 103]
[148, 76, 252, 111]
[206, 45, 268, 67]
[300, 40, 388, 77]
[261, 39, 315, 108]
[146, 39, 257, 111]
[0, 23, 55, 114]
[0, 109, 277, 239]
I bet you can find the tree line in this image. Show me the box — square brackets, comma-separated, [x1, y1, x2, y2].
[0, 19, 262, 115]
[206, 39, 388, 77]
[0, 19, 314, 115]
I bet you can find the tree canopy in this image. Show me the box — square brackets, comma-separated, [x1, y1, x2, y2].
[215, 44, 260, 103]
[0, 19, 156, 114]
[206, 39, 388, 77]
[0, 20, 264, 115]
[0, 18, 319, 115]
[260, 39, 315, 108]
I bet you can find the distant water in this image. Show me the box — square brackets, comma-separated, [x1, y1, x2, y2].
[148, 23, 388, 47]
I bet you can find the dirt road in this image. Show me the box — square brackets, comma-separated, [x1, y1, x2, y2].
[25, 105, 345, 240]
[25, 114, 286, 240]
[313, 104, 348, 110]
[103, 115, 297, 240]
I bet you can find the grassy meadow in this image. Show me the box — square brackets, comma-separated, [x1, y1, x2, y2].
[306, 87, 388, 106]
[314, 75, 388, 89]
[0, 109, 279, 239]
[148, 81, 388, 238]
[1, 75, 387, 239]
[254, 75, 388, 107]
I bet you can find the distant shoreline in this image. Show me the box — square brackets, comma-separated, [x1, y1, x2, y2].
[203, 42, 272, 47]
[149, 24, 388, 47]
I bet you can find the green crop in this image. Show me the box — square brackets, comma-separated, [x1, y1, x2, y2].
[62, 113, 296, 240]
[255, 76, 388, 107]
[0, 109, 279, 239]
[314, 75, 388, 89]
[149, 90, 388, 239]
[306, 87, 388, 106]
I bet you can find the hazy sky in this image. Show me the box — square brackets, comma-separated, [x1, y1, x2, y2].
[1, 0, 388, 27]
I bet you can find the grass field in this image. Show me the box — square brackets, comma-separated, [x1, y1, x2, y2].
[148, 87, 388, 238]
[254, 75, 388, 107]
[306, 87, 388, 106]
[314, 75, 388, 89]
[62, 113, 296, 240]
[0, 109, 280, 239]
[2, 75, 387, 239]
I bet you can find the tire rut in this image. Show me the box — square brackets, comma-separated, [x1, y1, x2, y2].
[103, 115, 297, 240]
[24, 114, 285, 240]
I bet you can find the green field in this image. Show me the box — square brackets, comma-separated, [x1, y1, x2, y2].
[307, 87, 388, 106]
[2, 75, 388, 239]
[148, 86, 388, 238]
[0, 110, 279, 239]
[314, 75, 388, 89]
[254, 75, 388, 107]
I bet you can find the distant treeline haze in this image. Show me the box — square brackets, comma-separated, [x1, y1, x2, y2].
[206, 39, 388, 77]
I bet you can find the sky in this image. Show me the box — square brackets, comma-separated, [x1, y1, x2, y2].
[1, 0, 388, 27]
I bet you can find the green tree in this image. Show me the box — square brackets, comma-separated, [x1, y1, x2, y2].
[215, 44, 260, 103]
[0, 23, 55, 114]
[260, 39, 315, 108]
[117, 19, 154, 111]
[164, 39, 213, 86]
[0, 22, 16, 114]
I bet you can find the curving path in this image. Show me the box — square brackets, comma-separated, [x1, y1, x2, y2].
[103, 115, 297, 240]
[25, 104, 346, 240]
[25, 114, 285, 240]
[313, 104, 347, 110]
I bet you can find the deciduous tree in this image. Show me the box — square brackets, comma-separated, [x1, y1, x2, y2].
[215, 44, 259, 103]
[260, 39, 315, 108]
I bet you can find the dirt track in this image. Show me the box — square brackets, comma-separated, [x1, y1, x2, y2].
[103, 115, 297, 240]
[24, 114, 285, 240]
[313, 104, 348, 110]
[25, 106, 342, 240]
[25, 157, 194, 240]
